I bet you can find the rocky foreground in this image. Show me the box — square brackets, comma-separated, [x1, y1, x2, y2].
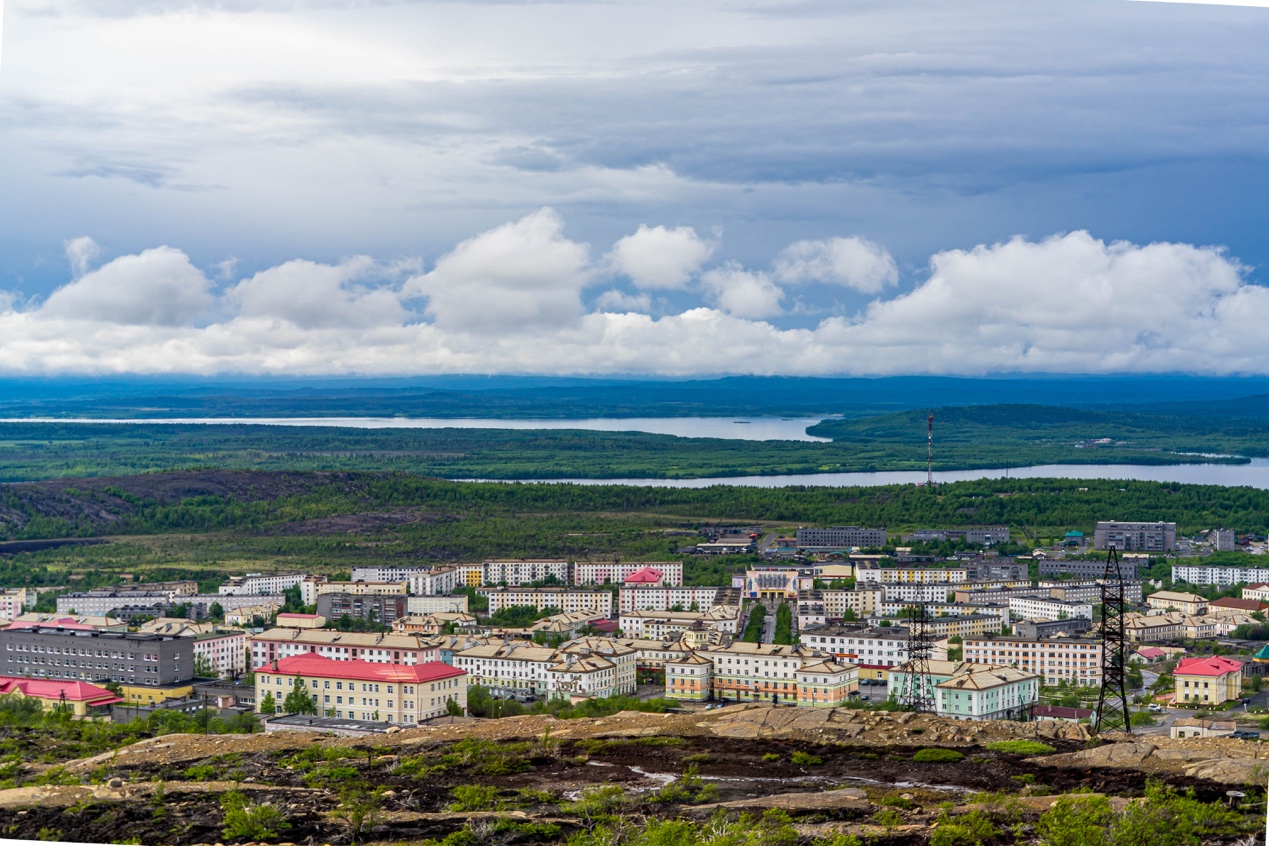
[0, 705, 1265, 845]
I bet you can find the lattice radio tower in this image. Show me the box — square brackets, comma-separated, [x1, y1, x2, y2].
[1094, 547, 1132, 735]
[898, 603, 935, 713]
[926, 413, 934, 487]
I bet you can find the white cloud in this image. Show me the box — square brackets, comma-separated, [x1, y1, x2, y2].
[64, 236, 102, 278]
[773, 237, 899, 294]
[39, 246, 215, 326]
[608, 225, 714, 290]
[228, 256, 408, 329]
[3, 224, 1269, 376]
[404, 208, 592, 332]
[700, 262, 784, 319]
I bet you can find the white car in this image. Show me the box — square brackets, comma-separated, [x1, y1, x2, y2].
[1147, 703, 1163, 713]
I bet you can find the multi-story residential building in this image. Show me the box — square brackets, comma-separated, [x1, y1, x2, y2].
[249, 628, 439, 670]
[0, 626, 192, 686]
[138, 619, 247, 678]
[300, 576, 328, 606]
[1146, 591, 1208, 615]
[1007, 596, 1094, 622]
[905, 527, 1011, 545]
[881, 583, 954, 603]
[479, 587, 613, 616]
[665, 653, 714, 701]
[796, 526, 887, 548]
[1215, 529, 1237, 552]
[797, 592, 826, 629]
[821, 587, 883, 620]
[1245, 583, 1269, 603]
[256, 654, 466, 723]
[0, 675, 121, 718]
[393, 613, 478, 635]
[315, 581, 408, 599]
[618, 586, 719, 613]
[484, 559, 571, 586]
[405, 567, 462, 597]
[962, 561, 1029, 582]
[877, 601, 1010, 629]
[1039, 557, 1143, 580]
[56, 592, 174, 617]
[452, 639, 635, 699]
[349, 566, 429, 583]
[219, 572, 307, 596]
[0, 589, 33, 620]
[1174, 655, 1244, 706]
[889, 659, 1039, 719]
[567, 636, 691, 672]
[572, 561, 684, 586]
[962, 635, 1103, 686]
[951, 586, 1048, 605]
[1173, 564, 1269, 587]
[871, 614, 1001, 640]
[856, 565, 969, 585]
[8, 613, 126, 631]
[1042, 580, 1144, 604]
[407, 595, 470, 615]
[1015, 618, 1091, 639]
[1123, 612, 1217, 642]
[799, 625, 910, 680]
[223, 603, 282, 625]
[618, 606, 740, 638]
[1208, 597, 1266, 617]
[795, 660, 856, 707]
[316, 593, 408, 625]
[696, 642, 835, 704]
[1095, 521, 1177, 552]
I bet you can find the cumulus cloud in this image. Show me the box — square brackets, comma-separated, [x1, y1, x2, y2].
[773, 237, 899, 294]
[608, 225, 715, 290]
[3, 222, 1268, 376]
[404, 208, 592, 332]
[700, 262, 784, 319]
[228, 257, 408, 329]
[39, 246, 215, 326]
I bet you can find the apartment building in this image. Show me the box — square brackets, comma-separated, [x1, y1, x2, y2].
[1215, 529, 1237, 552]
[696, 642, 836, 704]
[219, 572, 307, 596]
[1146, 591, 1208, 615]
[618, 586, 719, 613]
[0, 626, 191, 686]
[795, 526, 887, 548]
[889, 659, 1040, 720]
[223, 603, 282, 625]
[905, 527, 1011, 545]
[951, 586, 1048, 605]
[1039, 557, 1143, 580]
[962, 561, 1029, 581]
[1173, 564, 1269, 587]
[406, 567, 463, 597]
[799, 625, 910, 678]
[856, 566, 968, 585]
[618, 605, 740, 638]
[316, 581, 408, 599]
[567, 636, 691, 671]
[873, 614, 1001, 640]
[881, 583, 954, 603]
[478, 587, 613, 616]
[407, 595, 470, 615]
[484, 559, 571, 586]
[1007, 596, 1094, 622]
[0, 589, 32, 620]
[572, 561, 684, 586]
[1095, 521, 1177, 552]
[822, 587, 883, 620]
[256, 654, 466, 723]
[56, 592, 174, 617]
[249, 628, 439, 669]
[1042, 580, 1144, 604]
[1123, 612, 1217, 642]
[316, 593, 408, 625]
[1174, 655, 1243, 706]
[877, 601, 1010, 629]
[349, 566, 429, 583]
[1244, 583, 1269, 603]
[1014, 618, 1091, 639]
[452, 639, 636, 699]
[962, 635, 1103, 686]
[393, 613, 478, 635]
[138, 619, 247, 678]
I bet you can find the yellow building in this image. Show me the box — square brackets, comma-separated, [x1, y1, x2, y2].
[256, 654, 467, 724]
[1174, 655, 1243, 706]
[665, 652, 713, 702]
[0, 675, 121, 718]
[1146, 591, 1208, 615]
[118, 681, 196, 706]
[795, 660, 856, 707]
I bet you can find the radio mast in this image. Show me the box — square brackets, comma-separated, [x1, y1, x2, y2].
[927, 413, 934, 487]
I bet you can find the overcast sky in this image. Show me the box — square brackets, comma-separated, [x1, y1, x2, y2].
[2, 0, 1269, 376]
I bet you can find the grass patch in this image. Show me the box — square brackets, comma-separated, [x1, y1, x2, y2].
[984, 740, 1056, 756]
[912, 748, 964, 764]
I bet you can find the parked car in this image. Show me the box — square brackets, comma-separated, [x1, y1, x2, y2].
[1147, 703, 1163, 712]
[1231, 730, 1261, 740]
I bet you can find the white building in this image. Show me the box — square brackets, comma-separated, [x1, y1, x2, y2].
[250, 628, 440, 670]
[407, 567, 463, 597]
[219, 572, 307, 596]
[618, 605, 740, 638]
[407, 595, 470, 615]
[572, 561, 684, 586]
[1173, 564, 1269, 587]
[483, 559, 571, 586]
[856, 566, 968, 585]
[696, 642, 834, 704]
[881, 583, 953, 603]
[795, 527, 887, 548]
[452, 639, 636, 700]
[478, 587, 613, 616]
[963, 635, 1103, 686]
[618, 586, 719, 613]
[138, 619, 248, 678]
[1007, 596, 1094, 622]
[350, 566, 430, 583]
[799, 625, 910, 679]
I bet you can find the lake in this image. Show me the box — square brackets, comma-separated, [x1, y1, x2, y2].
[1, 416, 831, 442]
[474, 459, 1269, 489]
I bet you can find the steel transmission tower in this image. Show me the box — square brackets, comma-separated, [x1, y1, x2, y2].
[898, 604, 935, 713]
[927, 413, 934, 486]
[1094, 547, 1132, 735]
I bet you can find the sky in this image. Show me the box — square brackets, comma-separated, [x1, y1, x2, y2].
[1, 0, 1269, 376]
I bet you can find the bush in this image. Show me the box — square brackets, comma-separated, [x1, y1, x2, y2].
[791, 750, 823, 765]
[930, 810, 999, 846]
[183, 764, 216, 781]
[220, 790, 290, 842]
[913, 748, 964, 763]
[1035, 781, 1250, 846]
[984, 740, 1056, 756]
[450, 784, 501, 812]
[762, 752, 781, 762]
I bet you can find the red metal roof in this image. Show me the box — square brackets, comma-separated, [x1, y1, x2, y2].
[1134, 647, 1167, 659]
[623, 567, 664, 584]
[277, 613, 322, 619]
[1176, 655, 1243, 678]
[1211, 597, 1266, 612]
[6, 618, 96, 631]
[1032, 704, 1093, 719]
[0, 675, 122, 705]
[262, 653, 466, 684]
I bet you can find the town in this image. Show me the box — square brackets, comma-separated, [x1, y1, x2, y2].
[4, 518, 1266, 742]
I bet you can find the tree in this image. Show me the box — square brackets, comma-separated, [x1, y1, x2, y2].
[208, 602, 225, 621]
[193, 653, 217, 678]
[283, 676, 316, 715]
[259, 691, 276, 715]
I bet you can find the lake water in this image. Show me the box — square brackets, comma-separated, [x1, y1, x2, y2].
[476, 459, 1269, 489]
[2, 416, 831, 442]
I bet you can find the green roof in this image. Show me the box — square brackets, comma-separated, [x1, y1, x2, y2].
[1064, 531, 1085, 537]
[1255, 644, 1269, 661]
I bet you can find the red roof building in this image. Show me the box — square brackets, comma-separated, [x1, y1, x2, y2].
[1175, 655, 1244, 705]
[623, 567, 665, 586]
[1211, 597, 1267, 613]
[1133, 647, 1167, 661]
[1032, 704, 1093, 722]
[0, 675, 121, 716]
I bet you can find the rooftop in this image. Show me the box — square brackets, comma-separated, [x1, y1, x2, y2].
[262, 654, 465, 684]
[0, 675, 121, 704]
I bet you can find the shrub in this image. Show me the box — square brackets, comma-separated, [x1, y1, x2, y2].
[871, 808, 904, 830]
[984, 740, 1056, 756]
[929, 810, 999, 846]
[183, 764, 216, 780]
[912, 748, 963, 763]
[762, 753, 781, 762]
[791, 750, 824, 765]
[220, 790, 290, 842]
[881, 794, 916, 810]
[651, 766, 719, 805]
[449, 784, 501, 812]
[683, 752, 713, 764]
